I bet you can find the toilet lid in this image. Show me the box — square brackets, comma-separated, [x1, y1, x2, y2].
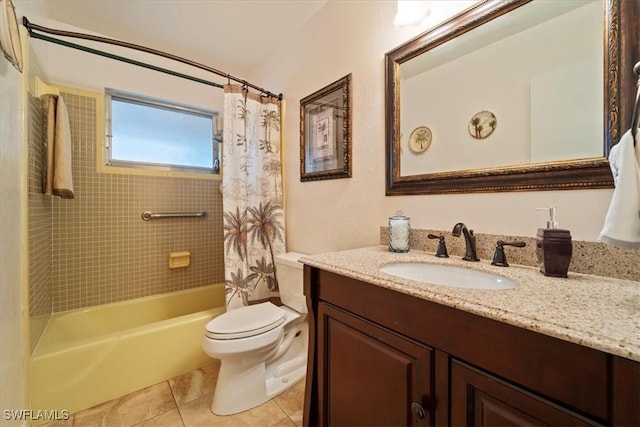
[205, 302, 286, 340]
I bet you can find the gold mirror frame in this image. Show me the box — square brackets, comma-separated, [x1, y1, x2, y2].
[385, 0, 639, 195]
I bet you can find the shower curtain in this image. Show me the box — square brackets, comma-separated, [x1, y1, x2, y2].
[222, 84, 285, 310]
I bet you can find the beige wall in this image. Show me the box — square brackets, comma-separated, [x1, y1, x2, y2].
[1, 23, 30, 427]
[251, 0, 615, 255]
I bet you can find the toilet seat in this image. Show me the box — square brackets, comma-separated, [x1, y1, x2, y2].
[205, 302, 286, 340]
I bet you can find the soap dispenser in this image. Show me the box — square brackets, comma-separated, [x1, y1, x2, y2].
[536, 207, 572, 277]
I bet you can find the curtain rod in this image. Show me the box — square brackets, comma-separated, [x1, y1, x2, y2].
[29, 31, 224, 89]
[22, 17, 283, 100]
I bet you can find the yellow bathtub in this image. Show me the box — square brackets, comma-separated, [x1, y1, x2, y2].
[30, 284, 226, 418]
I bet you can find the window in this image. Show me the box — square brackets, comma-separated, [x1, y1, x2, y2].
[105, 89, 219, 174]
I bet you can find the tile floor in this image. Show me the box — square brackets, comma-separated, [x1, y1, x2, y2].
[42, 360, 305, 427]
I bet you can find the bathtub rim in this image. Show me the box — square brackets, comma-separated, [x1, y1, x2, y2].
[32, 283, 226, 358]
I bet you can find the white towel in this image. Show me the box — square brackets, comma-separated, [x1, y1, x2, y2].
[44, 95, 74, 199]
[598, 130, 640, 248]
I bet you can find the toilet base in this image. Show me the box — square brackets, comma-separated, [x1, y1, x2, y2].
[210, 321, 308, 416]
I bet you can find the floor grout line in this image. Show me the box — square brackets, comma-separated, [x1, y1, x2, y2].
[165, 379, 187, 427]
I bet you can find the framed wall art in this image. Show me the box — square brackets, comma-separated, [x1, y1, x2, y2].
[468, 111, 497, 140]
[300, 74, 352, 181]
[408, 126, 432, 153]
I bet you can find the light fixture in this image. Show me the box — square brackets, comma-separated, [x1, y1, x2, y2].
[0, 0, 23, 72]
[393, 0, 430, 28]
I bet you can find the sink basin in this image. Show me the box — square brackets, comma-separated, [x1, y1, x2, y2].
[379, 262, 517, 290]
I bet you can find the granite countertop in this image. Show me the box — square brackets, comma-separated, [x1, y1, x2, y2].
[301, 246, 640, 362]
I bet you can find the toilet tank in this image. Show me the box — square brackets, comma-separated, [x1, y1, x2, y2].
[275, 252, 307, 314]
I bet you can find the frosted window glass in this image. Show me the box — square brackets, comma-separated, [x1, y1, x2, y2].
[110, 96, 214, 171]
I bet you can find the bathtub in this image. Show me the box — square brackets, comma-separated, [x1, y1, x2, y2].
[30, 284, 226, 417]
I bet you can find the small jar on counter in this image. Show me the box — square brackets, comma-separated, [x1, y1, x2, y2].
[389, 211, 410, 253]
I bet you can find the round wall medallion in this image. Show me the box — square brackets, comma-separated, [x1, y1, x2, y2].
[408, 126, 432, 153]
[468, 111, 497, 139]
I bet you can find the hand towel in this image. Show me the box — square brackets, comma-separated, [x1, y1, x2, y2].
[598, 130, 640, 248]
[44, 95, 74, 199]
[44, 96, 55, 195]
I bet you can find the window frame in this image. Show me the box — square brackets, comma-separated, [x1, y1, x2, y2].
[105, 88, 220, 175]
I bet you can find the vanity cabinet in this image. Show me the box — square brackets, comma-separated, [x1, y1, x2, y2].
[303, 266, 640, 427]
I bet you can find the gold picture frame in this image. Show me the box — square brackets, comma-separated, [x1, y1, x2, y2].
[300, 74, 352, 181]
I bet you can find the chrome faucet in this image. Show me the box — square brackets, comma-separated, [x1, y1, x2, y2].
[452, 223, 480, 261]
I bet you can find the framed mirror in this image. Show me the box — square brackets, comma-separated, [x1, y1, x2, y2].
[385, 0, 639, 195]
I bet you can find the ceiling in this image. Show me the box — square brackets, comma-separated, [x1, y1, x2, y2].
[43, 0, 327, 76]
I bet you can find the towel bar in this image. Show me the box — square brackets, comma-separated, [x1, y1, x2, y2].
[35, 76, 59, 98]
[141, 211, 207, 221]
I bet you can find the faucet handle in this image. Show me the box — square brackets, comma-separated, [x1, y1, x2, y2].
[428, 234, 449, 258]
[491, 240, 526, 267]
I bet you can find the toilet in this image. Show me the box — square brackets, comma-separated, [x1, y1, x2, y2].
[202, 252, 308, 415]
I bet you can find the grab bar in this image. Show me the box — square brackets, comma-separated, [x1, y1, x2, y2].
[141, 211, 208, 221]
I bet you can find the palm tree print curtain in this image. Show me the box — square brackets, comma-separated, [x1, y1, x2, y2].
[222, 85, 285, 310]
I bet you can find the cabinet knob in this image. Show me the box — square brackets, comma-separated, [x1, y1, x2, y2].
[410, 402, 428, 419]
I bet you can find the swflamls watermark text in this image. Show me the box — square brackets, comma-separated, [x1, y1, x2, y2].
[3, 409, 70, 421]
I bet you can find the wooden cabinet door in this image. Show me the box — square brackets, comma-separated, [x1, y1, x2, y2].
[317, 302, 433, 427]
[450, 360, 603, 427]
